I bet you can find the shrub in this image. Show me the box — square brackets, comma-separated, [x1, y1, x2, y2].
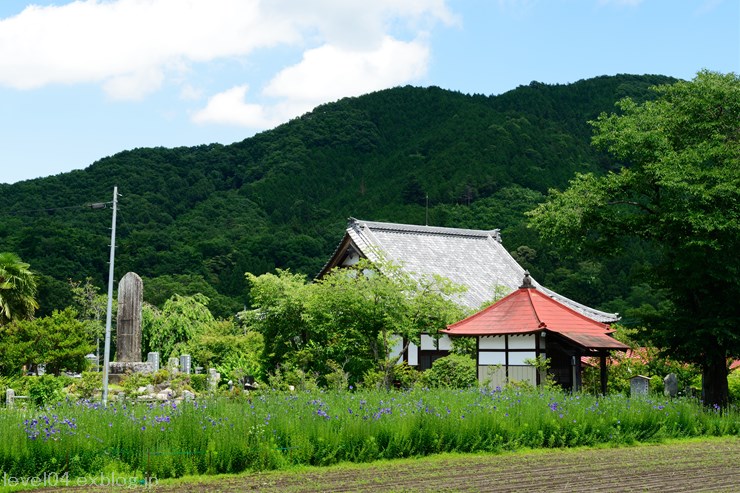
[27, 375, 65, 407]
[190, 374, 208, 393]
[729, 371, 740, 404]
[267, 363, 319, 391]
[71, 372, 102, 399]
[152, 369, 170, 385]
[120, 372, 153, 395]
[422, 354, 477, 389]
[323, 361, 350, 391]
[391, 362, 422, 389]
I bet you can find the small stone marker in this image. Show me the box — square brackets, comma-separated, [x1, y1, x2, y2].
[663, 373, 678, 397]
[180, 354, 191, 375]
[116, 272, 143, 362]
[167, 357, 179, 373]
[208, 368, 220, 391]
[6, 388, 14, 409]
[147, 352, 160, 372]
[630, 375, 650, 397]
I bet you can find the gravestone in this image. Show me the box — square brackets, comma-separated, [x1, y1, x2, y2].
[147, 352, 160, 372]
[630, 375, 650, 397]
[5, 389, 14, 409]
[116, 272, 143, 362]
[180, 354, 191, 375]
[208, 368, 220, 391]
[663, 373, 678, 397]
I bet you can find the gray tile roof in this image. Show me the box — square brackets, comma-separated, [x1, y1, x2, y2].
[322, 218, 619, 323]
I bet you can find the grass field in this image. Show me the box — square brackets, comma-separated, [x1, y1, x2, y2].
[1, 387, 738, 490]
[20, 437, 740, 492]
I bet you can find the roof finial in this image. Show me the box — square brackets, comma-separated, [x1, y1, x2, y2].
[520, 271, 534, 289]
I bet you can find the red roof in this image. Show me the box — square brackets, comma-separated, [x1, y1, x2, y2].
[442, 286, 628, 351]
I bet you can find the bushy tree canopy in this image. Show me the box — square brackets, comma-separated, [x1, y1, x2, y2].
[245, 260, 467, 388]
[529, 71, 740, 406]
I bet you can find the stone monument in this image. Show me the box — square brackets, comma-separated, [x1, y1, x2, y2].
[116, 272, 143, 362]
[663, 373, 678, 397]
[109, 272, 153, 382]
[630, 375, 650, 397]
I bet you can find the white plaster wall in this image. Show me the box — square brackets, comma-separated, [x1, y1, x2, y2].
[479, 335, 505, 350]
[508, 334, 536, 349]
[479, 352, 506, 365]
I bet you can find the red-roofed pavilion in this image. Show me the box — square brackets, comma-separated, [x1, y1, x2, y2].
[442, 273, 628, 393]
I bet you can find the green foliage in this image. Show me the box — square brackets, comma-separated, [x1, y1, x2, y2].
[0, 75, 675, 325]
[243, 269, 310, 373]
[323, 360, 350, 391]
[2, 387, 735, 479]
[71, 371, 102, 399]
[0, 252, 38, 325]
[69, 277, 107, 351]
[246, 260, 465, 389]
[422, 354, 477, 389]
[266, 363, 319, 391]
[27, 375, 65, 407]
[728, 371, 740, 404]
[524, 355, 557, 390]
[529, 71, 740, 407]
[190, 374, 208, 393]
[0, 307, 94, 376]
[120, 371, 153, 395]
[142, 293, 216, 362]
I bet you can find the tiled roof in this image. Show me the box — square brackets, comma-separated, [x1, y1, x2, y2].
[321, 218, 619, 323]
[443, 287, 628, 351]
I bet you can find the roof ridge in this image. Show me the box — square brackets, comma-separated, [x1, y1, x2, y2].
[525, 288, 544, 327]
[352, 218, 499, 238]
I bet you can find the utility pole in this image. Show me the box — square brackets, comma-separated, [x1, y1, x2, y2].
[101, 186, 118, 406]
[425, 194, 429, 226]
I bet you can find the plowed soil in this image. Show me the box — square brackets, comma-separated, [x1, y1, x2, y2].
[39, 438, 740, 493]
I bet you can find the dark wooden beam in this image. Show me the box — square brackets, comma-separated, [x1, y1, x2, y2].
[600, 351, 608, 395]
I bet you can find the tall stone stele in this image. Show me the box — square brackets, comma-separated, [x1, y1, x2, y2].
[116, 272, 143, 362]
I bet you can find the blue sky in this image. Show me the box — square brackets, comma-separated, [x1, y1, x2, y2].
[1, 0, 738, 184]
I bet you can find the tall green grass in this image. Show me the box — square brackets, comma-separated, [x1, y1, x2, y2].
[0, 388, 737, 480]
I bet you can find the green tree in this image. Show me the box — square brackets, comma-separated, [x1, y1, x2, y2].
[245, 260, 466, 389]
[0, 308, 94, 376]
[69, 277, 107, 363]
[142, 293, 216, 362]
[0, 252, 38, 325]
[307, 259, 466, 389]
[243, 269, 312, 373]
[528, 71, 740, 407]
[184, 319, 264, 382]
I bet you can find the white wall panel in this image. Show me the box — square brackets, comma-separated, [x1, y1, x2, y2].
[479, 336, 505, 350]
[478, 351, 506, 365]
[437, 334, 452, 350]
[408, 342, 418, 366]
[508, 334, 536, 350]
[508, 351, 536, 365]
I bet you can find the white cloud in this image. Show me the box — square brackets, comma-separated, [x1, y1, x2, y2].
[266, 37, 429, 101]
[0, 0, 454, 121]
[192, 37, 431, 128]
[103, 67, 164, 101]
[191, 85, 277, 128]
[0, 0, 298, 96]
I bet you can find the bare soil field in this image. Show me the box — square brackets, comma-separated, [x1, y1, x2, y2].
[39, 437, 739, 493]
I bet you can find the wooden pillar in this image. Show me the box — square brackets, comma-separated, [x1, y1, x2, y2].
[600, 351, 608, 395]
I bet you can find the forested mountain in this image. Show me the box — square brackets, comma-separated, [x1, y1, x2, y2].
[0, 74, 676, 318]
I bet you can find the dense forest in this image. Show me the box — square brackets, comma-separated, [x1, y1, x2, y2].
[0, 74, 676, 320]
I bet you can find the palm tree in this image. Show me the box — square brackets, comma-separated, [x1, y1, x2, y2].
[0, 252, 39, 325]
